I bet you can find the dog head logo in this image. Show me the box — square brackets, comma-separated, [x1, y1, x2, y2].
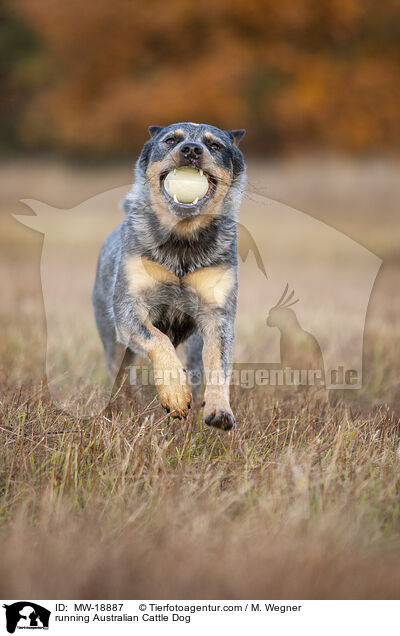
[3, 602, 50, 633]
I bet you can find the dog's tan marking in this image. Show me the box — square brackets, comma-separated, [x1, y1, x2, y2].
[126, 256, 234, 306]
[125, 255, 178, 294]
[146, 158, 174, 228]
[122, 315, 191, 416]
[173, 215, 217, 237]
[115, 306, 192, 417]
[143, 321, 191, 417]
[174, 129, 184, 137]
[183, 265, 235, 306]
[203, 132, 226, 148]
[203, 389, 232, 423]
[201, 163, 231, 218]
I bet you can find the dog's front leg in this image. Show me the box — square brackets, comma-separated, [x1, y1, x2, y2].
[146, 322, 192, 417]
[198, 310, 235, 431]
[118, 316, 192, 418]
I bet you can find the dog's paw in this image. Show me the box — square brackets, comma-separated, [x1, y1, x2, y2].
[203, 404, 236, 431]
[157, 373, 192, 418]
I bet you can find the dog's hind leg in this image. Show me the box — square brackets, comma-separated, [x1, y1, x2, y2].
[185, 331, 204, 399]
[93, 295, 136, 390]
[112, 344, 136, 388]
[92, 293, 117, 372]
[103, 345, 137, 415]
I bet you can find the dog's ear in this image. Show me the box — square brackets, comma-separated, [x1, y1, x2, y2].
[148, 125, 164, 138]
[229, 129, 246, 146]
[138, 140, 153, 171]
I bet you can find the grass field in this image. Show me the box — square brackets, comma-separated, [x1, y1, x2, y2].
[0, 157, 399, 599]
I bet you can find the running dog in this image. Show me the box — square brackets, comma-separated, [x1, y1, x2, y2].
[92, 122, 246, 430]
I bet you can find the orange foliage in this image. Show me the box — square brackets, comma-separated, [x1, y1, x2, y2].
[10, 0, 400, 154]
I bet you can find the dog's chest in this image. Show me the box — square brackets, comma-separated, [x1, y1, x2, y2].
[124, 255, 235, 308]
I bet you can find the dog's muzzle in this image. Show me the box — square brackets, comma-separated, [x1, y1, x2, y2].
[160, 166, 217, 218]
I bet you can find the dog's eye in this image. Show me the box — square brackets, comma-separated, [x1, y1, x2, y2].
[164, 137, 177, 146]
[210, 142, 222, 151]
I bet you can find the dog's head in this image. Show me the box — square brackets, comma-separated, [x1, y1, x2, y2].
[131, 122, 246, 229]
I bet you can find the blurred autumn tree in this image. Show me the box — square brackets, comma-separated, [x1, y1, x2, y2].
[2, 0, 400, 155]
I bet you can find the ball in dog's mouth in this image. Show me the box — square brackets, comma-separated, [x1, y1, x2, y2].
[160, 167, 216, 215]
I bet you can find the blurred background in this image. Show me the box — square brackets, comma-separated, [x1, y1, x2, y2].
[1, 0, 400, 157]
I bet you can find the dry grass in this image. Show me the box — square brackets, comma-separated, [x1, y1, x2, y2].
[0, 156, 399, 599]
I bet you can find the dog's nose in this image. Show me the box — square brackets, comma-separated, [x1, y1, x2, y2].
[179, 143, 203, 160]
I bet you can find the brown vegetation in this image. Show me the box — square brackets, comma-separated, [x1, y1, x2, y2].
[0, 158, 399, 598]
[2, 0, 400, 155]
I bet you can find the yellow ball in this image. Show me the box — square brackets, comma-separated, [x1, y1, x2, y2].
[164, 167, 209, 204]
